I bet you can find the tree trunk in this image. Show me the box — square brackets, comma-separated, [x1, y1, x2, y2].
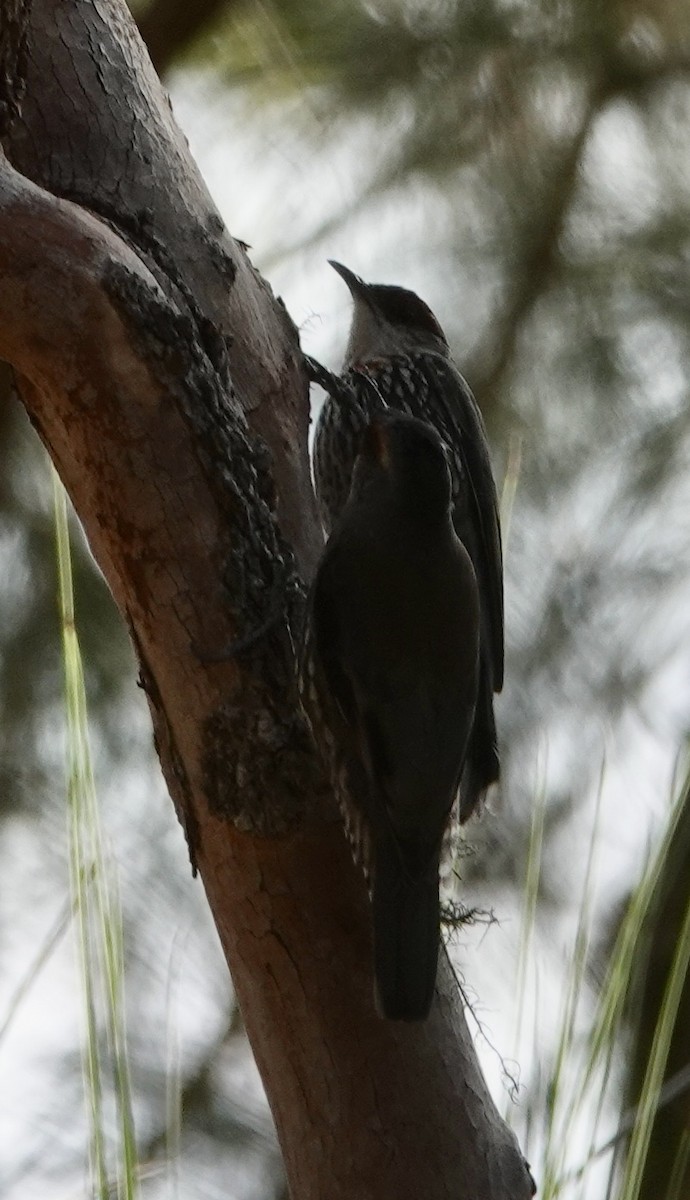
[0, 2, 533, 1196]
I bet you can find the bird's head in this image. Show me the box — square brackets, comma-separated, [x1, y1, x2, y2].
[353, 412, 453, 520]
[329, 261, 450, 368]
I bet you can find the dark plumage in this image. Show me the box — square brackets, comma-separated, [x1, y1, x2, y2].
[308, 261, 503, 818]
[301, 413, 479, 1020]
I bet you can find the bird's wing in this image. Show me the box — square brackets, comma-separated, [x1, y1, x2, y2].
[415, 353, 504, 691]
[307, 540, 410, 854]
[311, 530, 476, 860]
[305, 558, 356, 728]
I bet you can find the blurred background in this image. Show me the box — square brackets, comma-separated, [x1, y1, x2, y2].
[3, 1, 690, 1196]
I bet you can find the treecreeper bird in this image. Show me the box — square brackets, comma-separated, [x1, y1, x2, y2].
[301, 413, 480, 1020]
[308, 261, 504, 819]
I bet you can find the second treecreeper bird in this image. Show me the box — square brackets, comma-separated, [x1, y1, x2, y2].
[308, 261, 504, 819]
[301, 413, 480, 1020]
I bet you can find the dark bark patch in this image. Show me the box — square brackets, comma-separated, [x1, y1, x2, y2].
[201, 691, 323, 834]
[0, 0, 29, 136]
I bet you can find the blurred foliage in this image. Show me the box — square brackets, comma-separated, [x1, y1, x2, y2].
[0, 390, 134, 822]
[613, 780, 690, 1199]
[2, 0, 690, 1196]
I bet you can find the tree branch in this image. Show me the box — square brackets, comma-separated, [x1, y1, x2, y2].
[0, 1, 534, 1195]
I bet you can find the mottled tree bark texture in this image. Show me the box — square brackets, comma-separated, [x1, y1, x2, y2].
[0, 2, 533, 1197]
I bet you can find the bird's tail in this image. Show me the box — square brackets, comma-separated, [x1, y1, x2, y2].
[372, 839, 441, 1021]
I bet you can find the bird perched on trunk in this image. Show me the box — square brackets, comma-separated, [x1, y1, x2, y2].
[307, 261, 503, 820]
[300, 412, 479, 1020]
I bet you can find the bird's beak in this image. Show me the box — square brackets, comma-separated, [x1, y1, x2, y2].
[328, 260, 370, 301]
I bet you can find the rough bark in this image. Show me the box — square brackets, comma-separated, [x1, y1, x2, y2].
[0, 2, 534, 1197]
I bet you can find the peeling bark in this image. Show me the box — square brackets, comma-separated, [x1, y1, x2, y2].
[0, 2, 534, 1197]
